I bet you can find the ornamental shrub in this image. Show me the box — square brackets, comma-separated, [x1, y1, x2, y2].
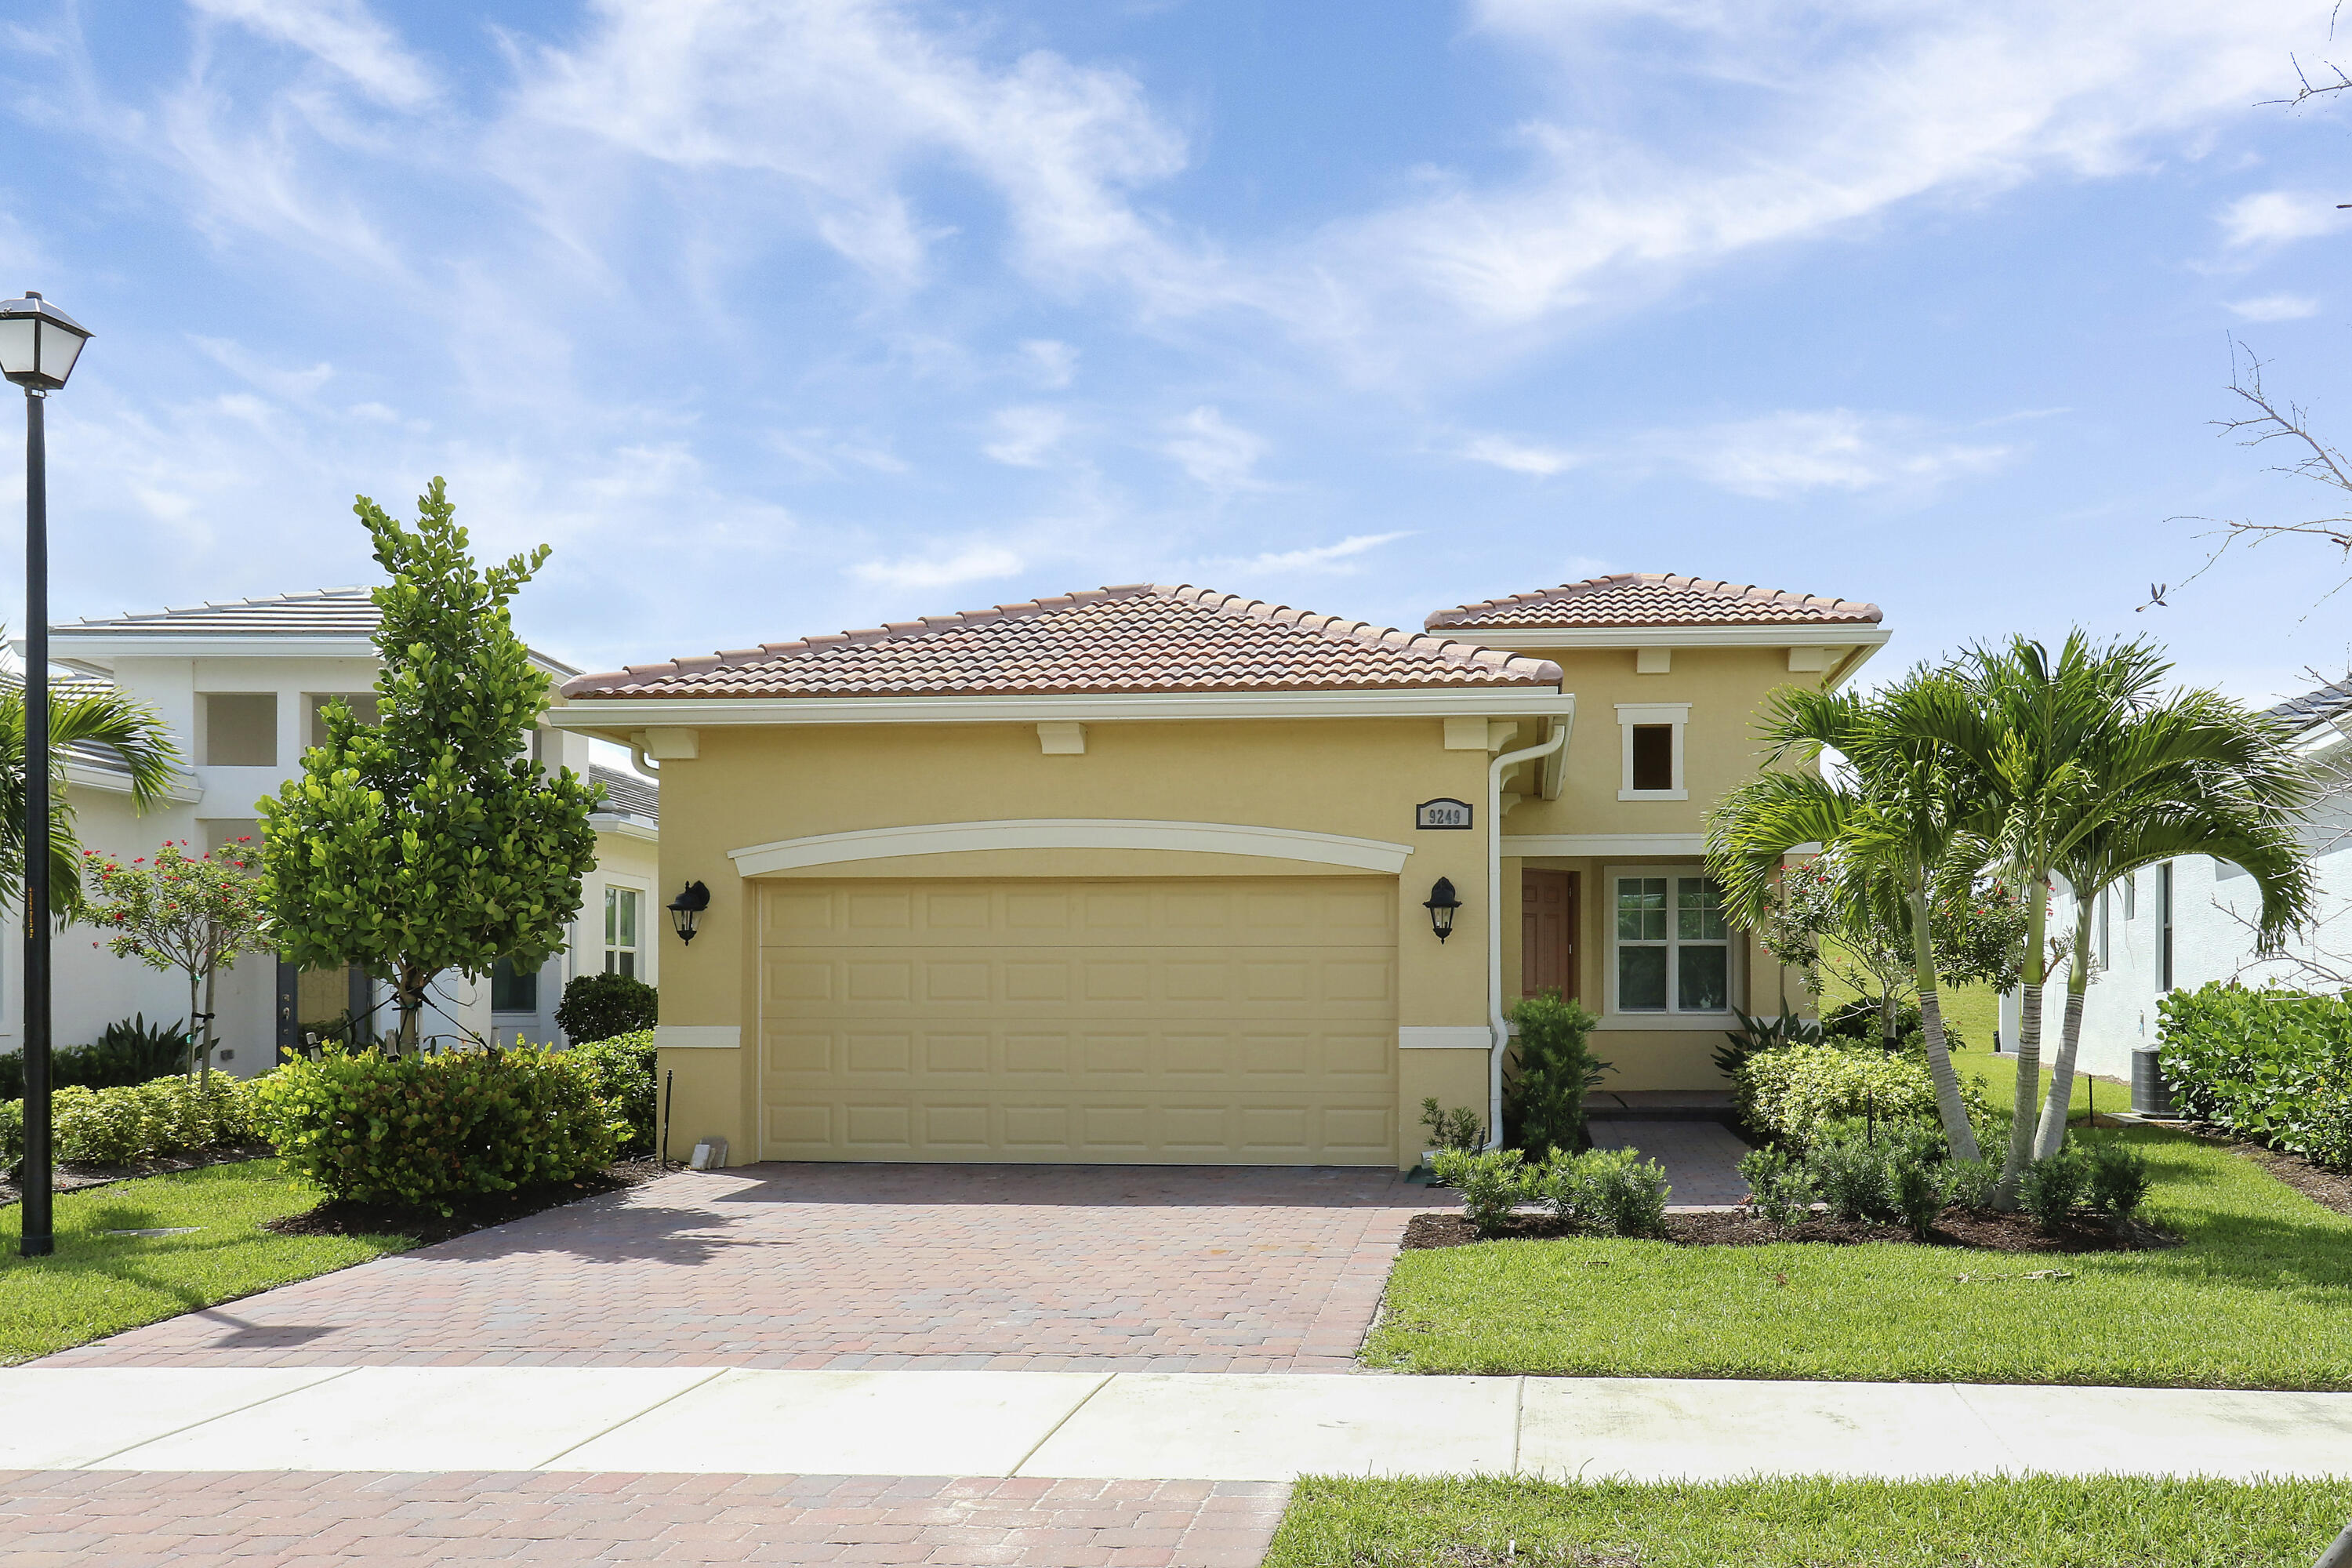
[252, 1047, 621, 1207]
[1430, 1147, 1531, 1234]
[0, 1016, 190, 1099]
[1577, 1147, 1670, 1237]
[2158, 982, 2352, 1171]
[569, 1030, 657, 1156]
[1737, 1041, 1994, 1152]
[42, 1074, 256, 1167]
[2084, 1138, 2153, 1223]
[1418, 1098, 1485, 1155]
[1738, 1146, 1816, 1226]
[0, 1098, 22, 1171]
[1504, 991, 1610, 1152]
[2020, 1145, 2093, 1233]
[556, 971, 659, 1044]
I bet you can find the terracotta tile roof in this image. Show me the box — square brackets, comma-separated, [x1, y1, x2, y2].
[561, 584, 1562, 700]
[1424, 572, 1882, 631]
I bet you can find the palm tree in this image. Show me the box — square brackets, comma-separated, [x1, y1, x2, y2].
[0, 664, 181, 914]
[1917, 634, 2315, 1199]
[2030, 713, 2310, 1161]
[1709, 671, 1991, 1161]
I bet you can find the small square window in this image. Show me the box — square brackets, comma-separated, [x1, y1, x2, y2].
[492, 956, 539, 1013]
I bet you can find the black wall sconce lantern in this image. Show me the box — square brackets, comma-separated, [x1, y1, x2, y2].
[667, 880, 711, 944]
[1423, 877, 1461, 942]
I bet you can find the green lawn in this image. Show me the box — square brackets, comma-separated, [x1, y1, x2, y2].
[1373, 1054, 2352, 1387]
[1265, 1475, 2352, 1568]
[0, 1160, 409, 1363]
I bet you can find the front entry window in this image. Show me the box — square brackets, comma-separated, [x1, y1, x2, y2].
[1615, 873, 1733, 1014]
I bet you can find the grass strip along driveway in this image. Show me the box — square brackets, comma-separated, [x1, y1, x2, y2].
[0, 1160, 406, 1363]
[1264, 1475, 2352, 1568]
[1370, 1054, 2352, 1388]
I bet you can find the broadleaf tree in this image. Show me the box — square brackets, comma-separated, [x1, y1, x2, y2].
[85, 840, 274, 1086]
[259, 478, 602, 1052]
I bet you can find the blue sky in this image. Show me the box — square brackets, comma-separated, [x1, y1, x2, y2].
[2, 0, 2349, 704]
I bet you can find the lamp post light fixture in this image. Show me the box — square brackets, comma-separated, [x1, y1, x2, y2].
[666, 880, 710, 945]
[1423, 877, 1461, 943]
[0, 291, 93, 1261]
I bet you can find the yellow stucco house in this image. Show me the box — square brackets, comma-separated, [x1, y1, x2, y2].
[550, 572, 1886, 1170]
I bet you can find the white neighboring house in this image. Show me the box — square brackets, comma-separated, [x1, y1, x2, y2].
[2067, 678, 2352, 1082]
[3, 588, 659, 1075]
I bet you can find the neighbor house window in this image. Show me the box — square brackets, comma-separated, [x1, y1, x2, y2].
[2158, 862, 2175, 993]
[604, 887, 641, 978]
[491, 956, 539, 1013]
[201, 694, 277, 767]
[2122, 869, 2136, 921]
[1613, 872, 1733, 1013]
[2095, 889, 2111, 971]
[1615, 703, 1689, 800]
[305, 692, 379, 751]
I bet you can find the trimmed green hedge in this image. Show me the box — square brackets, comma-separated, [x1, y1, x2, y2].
[1737, 1042, 1995, 1152]
[568, 1030, 656, 1156]
[2, 1073, 256, 1171]
[252, 1047, 621, 1207]
[2158, 982, 2352, 1170]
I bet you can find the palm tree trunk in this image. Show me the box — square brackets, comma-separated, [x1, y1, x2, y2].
[1909, 883, 1980, 1161]
[1993, 874, 2051, 1208]
[2032, 900, 2097, 1160]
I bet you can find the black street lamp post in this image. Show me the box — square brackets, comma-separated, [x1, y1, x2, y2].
[0, 292, 92, 1259]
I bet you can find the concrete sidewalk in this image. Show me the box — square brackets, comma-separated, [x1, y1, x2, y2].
[3, 1367, 2347, 1482]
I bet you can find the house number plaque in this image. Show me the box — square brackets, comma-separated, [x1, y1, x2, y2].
[1415, 797, 1474, 829]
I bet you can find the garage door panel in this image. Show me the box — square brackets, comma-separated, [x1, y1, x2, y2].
[760, 877, 1396, 1164]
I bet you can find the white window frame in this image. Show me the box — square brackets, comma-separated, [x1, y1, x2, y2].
[1603, 864, 1740, 1026]
[1616, 703, 1690, 802]
[604, 883, 648, 979]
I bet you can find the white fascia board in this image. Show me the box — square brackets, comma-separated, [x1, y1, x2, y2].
[41, 634, 383, 662]
[731, 818, 1416, 877]
[549, 687, 1575, 734]
[1505, 833, 1708, 857]
[61, 761, 204, 804]
[1475, 626, 1893, 652]
[590, 814, 659, 844]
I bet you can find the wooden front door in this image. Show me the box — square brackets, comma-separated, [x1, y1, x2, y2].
[1521, 869, 1579, 1000]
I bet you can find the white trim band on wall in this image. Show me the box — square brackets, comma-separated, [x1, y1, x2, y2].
[653, 1025, 741, 1051]
[1399, 1025, 1494, 1051]
[728, 819, 1417, 877]
[1504, 833, 1708, 857]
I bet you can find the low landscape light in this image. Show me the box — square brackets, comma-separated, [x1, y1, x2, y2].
[1424, 877, 1461, 942]
[666, 880, 710, 944]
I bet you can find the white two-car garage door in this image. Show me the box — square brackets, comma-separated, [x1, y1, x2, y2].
[757, 877, 1397, 1164]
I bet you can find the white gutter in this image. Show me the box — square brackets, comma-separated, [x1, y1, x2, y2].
[1486, 713, 1572, 1149]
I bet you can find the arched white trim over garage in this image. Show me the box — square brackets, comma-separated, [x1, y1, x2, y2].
[728, 818, 1417, 877]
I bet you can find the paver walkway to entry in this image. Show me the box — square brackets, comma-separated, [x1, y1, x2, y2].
[42, 1163, 1448, 1374]
[1585, 1119, 1753, 1207]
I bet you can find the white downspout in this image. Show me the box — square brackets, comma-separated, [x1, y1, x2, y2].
[1486, 713, 1572, 1149]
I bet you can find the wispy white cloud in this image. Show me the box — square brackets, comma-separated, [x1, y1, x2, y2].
[983, 406, 1073, 468]
[1163, 405, 1268, 492]
[1657, 410, 2013, 499]
[1457, 433, 1580, 476]
[188, 0, 435, 108]
[190, 336, 335, 401]
[2227, 292, 2321, 321]
[1019, 339, 1080, 390]
[2218, 190, 2348, 249]
[849, 542, 1025, 591]
[1209, 532, 1413, 575]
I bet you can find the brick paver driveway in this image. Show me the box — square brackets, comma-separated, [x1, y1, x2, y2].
[43, 1163, 1445, 1374]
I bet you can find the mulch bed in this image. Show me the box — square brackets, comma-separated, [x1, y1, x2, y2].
[260, 1158, 674, 1247]
[1402, 1207, 2180, 1254]
[0, 1143, 274, 1209]
[2234, 1144, 2352, 1218]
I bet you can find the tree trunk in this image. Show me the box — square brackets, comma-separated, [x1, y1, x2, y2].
[184, 969, 201, 1081]
[1992, 874, 2051, 1209]
[198, 961, 216, 1091]
[1910, 882, 1980, 1162]
[2032, 900, 2097, 1160]
[394, 960, 432, 1055]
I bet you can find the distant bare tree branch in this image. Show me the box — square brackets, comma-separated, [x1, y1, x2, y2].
[2141, 344, 2352, 613]
[2263, 52, 2352, 110]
